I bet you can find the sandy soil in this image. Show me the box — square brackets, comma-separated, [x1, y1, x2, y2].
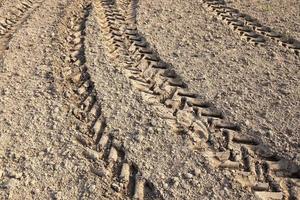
[0, 0, 299, 199]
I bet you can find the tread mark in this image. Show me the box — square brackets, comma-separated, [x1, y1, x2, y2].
[202, 0, 300, 56]
[61, 1, 163, 199]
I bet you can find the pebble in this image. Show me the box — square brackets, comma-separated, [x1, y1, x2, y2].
[7, 170, 23, 179]
[163, 183, 169, 189]
[244, 120, 251, 126]
[135, 134, 144, 142]
[46, 147, 52, 154]
[148, 127, 155, 134]
[91, 166, 108, 177]
[83, 149, 99, 161]
[171, 177, 180, 187]
[193, 168, 201, 177]
[111, 183, 120, 192]
[150, 119, 157, 126]
[173, 181, 179, 187]
[89, 184, 96, 191]
[53, 191, 63, 199]
[224, 187, 230, 196]
[53, 107, 60, 114]
[184, 173, 193, 179]
[266, 130, 274, 138]
[38, 151, 45, 157]
[159, 173, 165, 179]
[191, 179, 199, 186]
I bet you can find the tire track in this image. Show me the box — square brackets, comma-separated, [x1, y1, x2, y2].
[94, 0, 300, 199]
[59, 1, 163, 199]
[202, 0, 266, 47]
[0, 0, 44, 58]
[202, 0, 300, 56]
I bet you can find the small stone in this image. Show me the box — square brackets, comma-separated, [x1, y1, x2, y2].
[184, 173, 193, 179]
[244, 120, 251, 126]
[30, 180, 36, 185]
[278, 88, 290, 95]
[1, 88, 9, 95]
[193, 168, 201, 176]
[266, 130, 274, 138]
[191, 179, 199, 186]
[46, 147, 52, 154]
[148, 127, 155, 134]
[51, 124, 57, 130]
[54, 191, 63, 199]
[89, 184, 96, 191]
[150, 119, 157, 126]
[135, 134, 144, 142]
[53, 107, 59, 113]
[91, 167, 108, 177]
[173, 181, 179, 187]
[172, 52, 179, 57]
[111, 183, 120, 192]
[54, 164, 60, 171]
[224, 187, 230, 196]
[83, 149, 99, 161]
[162, 182, 168, 189]
[159, 173, 165, 179]
[7, 170, 23, 179]
[220, 190, 225, 196]
[216, 151, 230, 161]
[171, 177, 180, 187]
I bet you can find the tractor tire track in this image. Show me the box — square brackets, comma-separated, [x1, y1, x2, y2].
[59, 1, 163, 199]
[0, 0, 45, 58]
[94, 0, 300, 199]
[202, 0, 266, 47]
[202, 0, 300, 56]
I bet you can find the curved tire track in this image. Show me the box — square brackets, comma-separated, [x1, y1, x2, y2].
[202, 0, 300, 56]
[94, 0, 300, 199]
[59, 1, 163, 199]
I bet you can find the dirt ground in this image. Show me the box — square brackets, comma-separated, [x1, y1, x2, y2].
[0, 0, 299, 199]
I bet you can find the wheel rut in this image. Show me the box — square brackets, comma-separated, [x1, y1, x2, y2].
[201, 0, 300, 56]
[92, 0, 300, 199]
[0, 0, 45, 58]
[58, 0, 163, 199]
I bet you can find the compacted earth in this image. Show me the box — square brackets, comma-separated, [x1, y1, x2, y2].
[0, 0, 299, 199]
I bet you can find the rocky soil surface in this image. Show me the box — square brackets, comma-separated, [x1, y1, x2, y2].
[0, 0, 299, 199]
